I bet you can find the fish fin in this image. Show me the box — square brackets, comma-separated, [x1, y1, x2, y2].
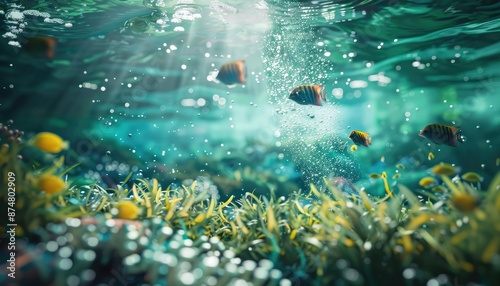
[318, 85, 326, 101]
[367, 137, 372, 146]
[46, 49, 55, 59]
[313, 85, 324, 106]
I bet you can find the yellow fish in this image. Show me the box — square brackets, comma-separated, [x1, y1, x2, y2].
[37, 175, 67, 194]
[430, 163, 457, 176]
[349, 130, 371, 147]
[419, 177, 437, 188]
[461, 172, 482, 183]
[116, 201, 140, 219]
[30, 132, 68, 153]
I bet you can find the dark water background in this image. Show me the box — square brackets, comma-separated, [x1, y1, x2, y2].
[1, 0, 499, 196]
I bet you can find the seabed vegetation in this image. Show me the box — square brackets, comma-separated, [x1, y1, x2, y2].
[1, 124, 500, 286]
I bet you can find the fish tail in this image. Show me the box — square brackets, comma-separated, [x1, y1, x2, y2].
[314, 85, 324, 106]
[237, 61, 246, 83]
[367, 137, 372, 146]
[46, 49, 55, 59]
[320, 86, 326, 101]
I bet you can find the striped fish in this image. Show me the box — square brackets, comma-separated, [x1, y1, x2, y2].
[288, 85, 326, 106]
[349, 130, 371, 147]
[216, 60, 246, 85]
[419, 124, 464, 147]
[23, 36, 57, 58]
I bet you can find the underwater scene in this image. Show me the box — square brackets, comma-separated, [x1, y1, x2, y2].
[1, 0, 500, 285]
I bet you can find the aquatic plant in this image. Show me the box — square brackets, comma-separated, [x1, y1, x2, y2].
[1, 127, 500, 285]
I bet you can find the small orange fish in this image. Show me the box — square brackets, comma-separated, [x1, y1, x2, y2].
[288, 85, 326, 106]
[349, 130, 371, 147]
[419, 123, 464, 147]
[23, 36, 57, 58]
[216, 60, 246, 85]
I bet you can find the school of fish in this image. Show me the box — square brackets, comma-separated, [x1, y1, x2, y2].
[25, 33, 465, 156]
[213, 60, 465, 151]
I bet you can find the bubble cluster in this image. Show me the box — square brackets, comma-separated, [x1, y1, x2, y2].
[22, 216, 289, 285]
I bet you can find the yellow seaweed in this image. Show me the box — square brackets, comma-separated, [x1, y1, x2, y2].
[235, 212, 249, 235]
[481, 237, 500, 263]
[402, 234, 413, 256]
[266, 205, 278, 233]
[164, 200, 180, 221]
[381, 172, 394, 198]
[360, 192, 373, 211]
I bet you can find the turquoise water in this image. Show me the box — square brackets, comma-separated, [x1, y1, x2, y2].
[1, 0, 499, 194]
[2, 1, 500, 285]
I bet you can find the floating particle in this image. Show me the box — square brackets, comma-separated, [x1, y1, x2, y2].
[380, 156, 385, 163]
[428, 152, 435, 161]
[393, 173, 401, 179]
[396, 164, 405, 169]
[350, 145, 357, 152]
[369, 173, 381, 179]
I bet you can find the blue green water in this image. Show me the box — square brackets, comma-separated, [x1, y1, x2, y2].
[1, 0, 499, 196]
